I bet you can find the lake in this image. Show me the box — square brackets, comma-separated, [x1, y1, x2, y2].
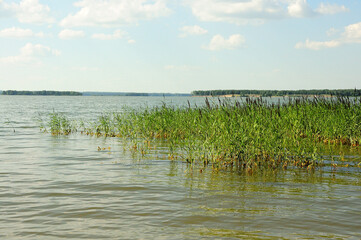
[0, 95, 360, 239]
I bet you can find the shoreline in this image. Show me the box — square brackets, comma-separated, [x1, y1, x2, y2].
[193, 94, 335, 98]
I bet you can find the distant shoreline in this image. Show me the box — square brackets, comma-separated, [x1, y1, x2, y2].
[191, 89, 361, 97]
[1, 89, 360, 97]
[0, 90, 191, 97]
[193, 94, 335, 98]
[1, 90, 82, 96]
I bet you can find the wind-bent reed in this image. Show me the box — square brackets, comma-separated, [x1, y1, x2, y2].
[45, 96, 361, 171]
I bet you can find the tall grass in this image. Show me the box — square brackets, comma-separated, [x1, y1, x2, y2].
[45, 97, 361, 170]
[48, 112, 74, 135]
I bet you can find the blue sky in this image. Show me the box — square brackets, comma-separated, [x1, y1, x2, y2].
[0, 0, 360, 93]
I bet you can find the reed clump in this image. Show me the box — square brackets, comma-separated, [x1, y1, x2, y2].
[45, 97, 361, 170]
[48, 112, 75, 135]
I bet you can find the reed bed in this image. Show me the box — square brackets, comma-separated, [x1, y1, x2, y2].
[46, 97, 361, 171]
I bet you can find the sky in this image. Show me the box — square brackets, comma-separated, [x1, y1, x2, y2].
[0, 0, 360, 93]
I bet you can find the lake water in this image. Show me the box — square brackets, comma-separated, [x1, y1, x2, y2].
[0, 96, 360, 239]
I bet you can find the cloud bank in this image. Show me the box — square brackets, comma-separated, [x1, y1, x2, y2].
[2, 0, 54, 24]
[179, 25, 208, 38]
[186, 0, 348, 24]
[296, 22, 361, 50]
[0, 43, 60, 64]
[204, 34, 245, 51]
[60, 0, 171, 27]
[58, 29, 85, 39]
[0, 27, 44, 38]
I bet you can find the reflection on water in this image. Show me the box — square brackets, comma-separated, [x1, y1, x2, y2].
[0, 96, 360, 239]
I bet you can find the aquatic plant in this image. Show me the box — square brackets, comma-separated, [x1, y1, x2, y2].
[48, 112, 74, 135]
[44, 97, 361, 170]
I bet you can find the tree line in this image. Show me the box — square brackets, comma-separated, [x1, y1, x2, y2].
[1, 90, 82, 96]
[191, 89, 361, 97]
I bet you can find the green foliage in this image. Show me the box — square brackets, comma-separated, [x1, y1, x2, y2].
[2, 90, 82, 96]
[192, 89, 361, 97]
[44, 97, 361, 170]
[48, 113, 74, 135]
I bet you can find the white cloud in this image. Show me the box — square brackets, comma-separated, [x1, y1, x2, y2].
[58, 29, 85, 40]
[204, 34, 245, 51]
[20, 43, 60, 57]
[295, 22, 361, 50]
[316, 3, 348, 15]
[179, 25, 208, 38]
[295, 39, 340, 50]
[186, 0, 348, 24]
[0, 43, 60, 64]
[5, 0, 54, 24]
[0, 27, 44, 38]
[343, 22, 361, 43]
[60, 0, 171, 27]
[287, 0, 314, 18]
[186, 0, 284, 24]
[92, 30, 125, 40]
[128, 39, 136, 44]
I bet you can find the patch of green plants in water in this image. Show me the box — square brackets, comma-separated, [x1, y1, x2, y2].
[43, 97, 361, 171]
[47, 112, 75, 135]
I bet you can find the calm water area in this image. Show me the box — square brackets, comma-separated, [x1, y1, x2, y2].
[0, 96, 360, 239]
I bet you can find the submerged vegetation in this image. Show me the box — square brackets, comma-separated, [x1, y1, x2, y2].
[44, 97, 361, 171]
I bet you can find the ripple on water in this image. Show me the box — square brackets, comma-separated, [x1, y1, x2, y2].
[0, 96, 361, 239]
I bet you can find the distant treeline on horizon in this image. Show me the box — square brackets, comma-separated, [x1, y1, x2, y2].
[191, 89, 361, 97]
[82, 92, 190, 97]
[1, 90, 82, 96]
[2, 89, 360, 97]
[0, 90, 191, 97]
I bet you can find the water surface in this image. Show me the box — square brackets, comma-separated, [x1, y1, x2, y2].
[0, 96, 360, 239]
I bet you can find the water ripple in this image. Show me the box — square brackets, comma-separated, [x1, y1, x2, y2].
[1, 96, 360, 239]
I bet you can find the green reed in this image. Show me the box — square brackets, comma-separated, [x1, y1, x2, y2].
[47, 112, 75, 135]
[45, 97, 361, 170]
